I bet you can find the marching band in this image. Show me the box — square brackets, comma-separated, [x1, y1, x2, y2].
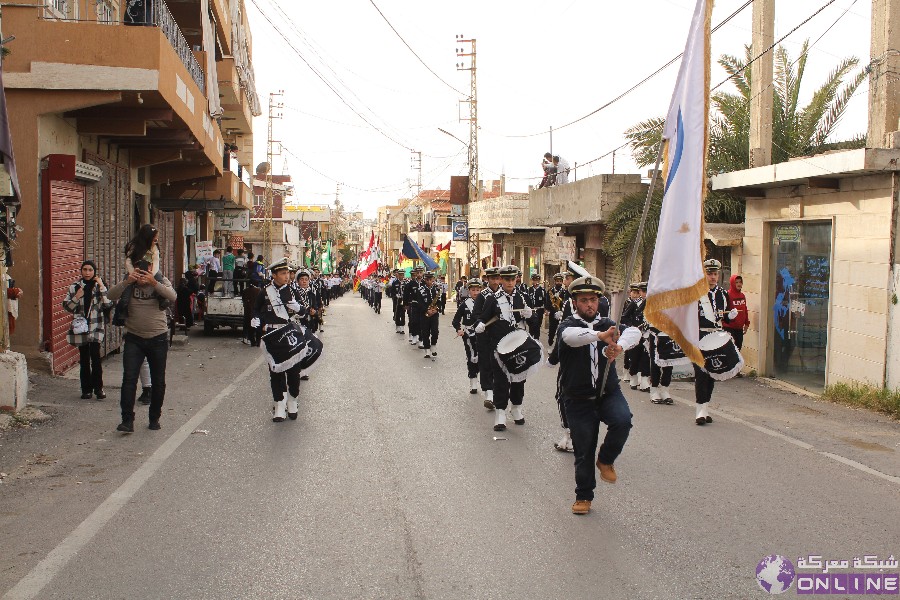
[249, 254, 745, 515]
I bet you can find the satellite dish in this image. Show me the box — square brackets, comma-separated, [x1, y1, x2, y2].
[255, 162, 271, 176]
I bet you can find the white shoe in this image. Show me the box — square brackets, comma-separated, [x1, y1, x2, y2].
[431, 344, 437, 357]
[484, 389, 495, 410]
[510, 404, 525, 425]
[469, 378, 478, 394]
[639, 376, 651, 392]
[650, 387, 663, 404]
[660, 386, 673, 404]
[629, 373, 640, 389]
[286, 395, 299, 420]
[424, 347, 431, 358]
[272, 398, 287, 422]
[554, 429, 574, 452]
[493, 408, 507, 431]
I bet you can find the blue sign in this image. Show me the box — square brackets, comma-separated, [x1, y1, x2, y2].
[452, 220, 468, 241]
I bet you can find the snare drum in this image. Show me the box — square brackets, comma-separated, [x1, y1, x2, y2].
[697, 331, 743, 381]
[654, 333, 691, 367]
[494, 329, 543, 383]
[262, 321, 324, 373]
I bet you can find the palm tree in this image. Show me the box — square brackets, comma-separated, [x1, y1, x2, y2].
[605, 41, 868, 279]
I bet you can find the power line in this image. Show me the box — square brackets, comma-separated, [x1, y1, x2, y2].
[498, 0, 756, 139]
[366, 0, 467, 97]
[248, 0, 415, 151]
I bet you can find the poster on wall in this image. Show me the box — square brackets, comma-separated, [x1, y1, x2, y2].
[195, 240, 215, 262]
[213, 209, 250, 231]
[183, 211, 197, 236]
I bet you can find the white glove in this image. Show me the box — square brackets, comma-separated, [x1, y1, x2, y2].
[617, 327, 642, 351]
[554, 311, 563, 320]
[474, 322, 486, 334]
[521, 307, 533, 319]
[250, 317, 260, 328]
[728, 308, 738, 320]
[286, 301, 302, 312]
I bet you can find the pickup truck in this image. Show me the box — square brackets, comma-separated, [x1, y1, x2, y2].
[203, 279, 245, 334]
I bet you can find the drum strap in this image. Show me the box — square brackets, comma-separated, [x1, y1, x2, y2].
[265, 284, 290, 321]
[700, 293, 717, 324]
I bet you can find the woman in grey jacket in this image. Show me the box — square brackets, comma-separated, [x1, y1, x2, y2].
[63, 261, 114, 400]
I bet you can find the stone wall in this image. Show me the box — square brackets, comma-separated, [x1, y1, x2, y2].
[469, 194, 530, 229]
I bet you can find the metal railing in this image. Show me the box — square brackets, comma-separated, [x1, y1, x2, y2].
[123, 0, 206, 95]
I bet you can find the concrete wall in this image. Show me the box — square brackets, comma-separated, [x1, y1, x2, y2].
[469, 194, 530, 229]
[529, 174, 646, 227]
[743, 174, 895, 387]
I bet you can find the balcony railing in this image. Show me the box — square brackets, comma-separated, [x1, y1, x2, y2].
[122, 0, 207, 95]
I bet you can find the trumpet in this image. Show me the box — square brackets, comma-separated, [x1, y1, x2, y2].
[550, 290, 563, 313]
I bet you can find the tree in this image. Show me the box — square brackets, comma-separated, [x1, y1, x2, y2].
[606, 41, 868, 279]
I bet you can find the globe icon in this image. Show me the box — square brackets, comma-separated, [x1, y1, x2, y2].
[756, 555, 796, 594]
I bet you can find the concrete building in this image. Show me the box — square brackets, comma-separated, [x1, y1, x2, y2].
[528, 173, 648, 291]
[4, 0, 260, 374]
[709, 0, 900, 392]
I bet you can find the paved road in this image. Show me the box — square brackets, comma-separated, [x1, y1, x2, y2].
[2, 294, 898, 599]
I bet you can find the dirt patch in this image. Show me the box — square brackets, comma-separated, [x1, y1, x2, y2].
[838, 437, 895, 453]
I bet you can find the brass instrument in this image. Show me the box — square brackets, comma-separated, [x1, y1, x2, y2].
[550, 288, 563, 313]
[425, 284, 441, 317]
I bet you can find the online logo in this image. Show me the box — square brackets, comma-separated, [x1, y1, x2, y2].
[757, 555, 796, 594]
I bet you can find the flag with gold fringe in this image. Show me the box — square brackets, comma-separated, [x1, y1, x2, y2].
[643, 0, 713, 367]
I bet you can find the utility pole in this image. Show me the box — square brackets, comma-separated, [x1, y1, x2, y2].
[410, 150, 422, 199]
[456, 35, 479, 275]
[264, 91, 283, 261]
[749, 0, 775, 167]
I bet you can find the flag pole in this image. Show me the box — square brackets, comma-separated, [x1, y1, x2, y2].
[597, 139, 665, 398]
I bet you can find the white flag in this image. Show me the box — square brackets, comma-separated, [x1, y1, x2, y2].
[644, 0, 712, 366]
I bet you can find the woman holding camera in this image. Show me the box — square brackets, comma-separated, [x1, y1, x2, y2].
[63, 260, 114, 400]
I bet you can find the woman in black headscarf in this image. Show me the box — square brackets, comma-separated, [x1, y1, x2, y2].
[62, 260, 114, 399]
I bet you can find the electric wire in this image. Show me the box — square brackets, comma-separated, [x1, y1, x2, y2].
[366, 0, 467, 97]
[248, 0, 415, 151]
[497, 0, 756, 139]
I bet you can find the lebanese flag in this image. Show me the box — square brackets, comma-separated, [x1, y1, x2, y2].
[358, 235, 379, 279]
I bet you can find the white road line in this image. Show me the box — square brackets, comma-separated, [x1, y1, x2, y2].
[669, 394, 900, 487]
[2, 355, 267, 600]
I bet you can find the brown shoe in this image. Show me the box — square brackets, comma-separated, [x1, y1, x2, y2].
[572, 499, 592, 515]
[597, 461, 617, 484]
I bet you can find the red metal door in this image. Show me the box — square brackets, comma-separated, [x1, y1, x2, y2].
[42, 180, 85, 375]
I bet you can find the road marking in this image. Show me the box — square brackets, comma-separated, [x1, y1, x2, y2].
[668, 394, 900, 487]
[2, 355, 266, 600]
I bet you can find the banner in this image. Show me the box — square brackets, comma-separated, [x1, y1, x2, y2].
[195, 240, 215, 262]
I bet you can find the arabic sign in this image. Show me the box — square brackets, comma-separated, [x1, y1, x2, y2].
[774, 224, 801, 243]
[213, 209, 250, 231]
[195, 240, 215, 262]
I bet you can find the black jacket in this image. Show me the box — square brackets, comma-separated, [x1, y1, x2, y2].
[451, 296, 479, 334]
[478, 289, 526, 346]
[252, 283, 306, 327]
[557, 315, 621, 399]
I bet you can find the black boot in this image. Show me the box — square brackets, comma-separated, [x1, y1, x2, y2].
[138, 387, 152, 405]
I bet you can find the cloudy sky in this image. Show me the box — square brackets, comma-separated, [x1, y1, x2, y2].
[245, 0, 872, 218]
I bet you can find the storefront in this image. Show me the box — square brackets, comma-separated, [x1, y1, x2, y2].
[767, 221, 832, 390]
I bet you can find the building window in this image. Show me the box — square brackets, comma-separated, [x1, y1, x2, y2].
[45, 0, 75, 19]
[253, 194, 263, 207]
[95, 0, 116, 23]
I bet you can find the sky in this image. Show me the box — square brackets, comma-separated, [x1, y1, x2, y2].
[245, 0, 872, 218]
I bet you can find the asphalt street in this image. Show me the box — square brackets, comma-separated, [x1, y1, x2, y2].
[1, 293, 898, 599]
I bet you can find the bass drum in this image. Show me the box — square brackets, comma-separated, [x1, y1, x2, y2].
[654, 333, 691, 367]
[494, 329, 543, 383]
[697, 331, 743, 381]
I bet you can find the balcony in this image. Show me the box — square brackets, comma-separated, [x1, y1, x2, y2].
[4, 0, 223, 174]
[528, 174, 647, 227]
[156, 170, 252, 212]
[217, 57, 253, 137]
